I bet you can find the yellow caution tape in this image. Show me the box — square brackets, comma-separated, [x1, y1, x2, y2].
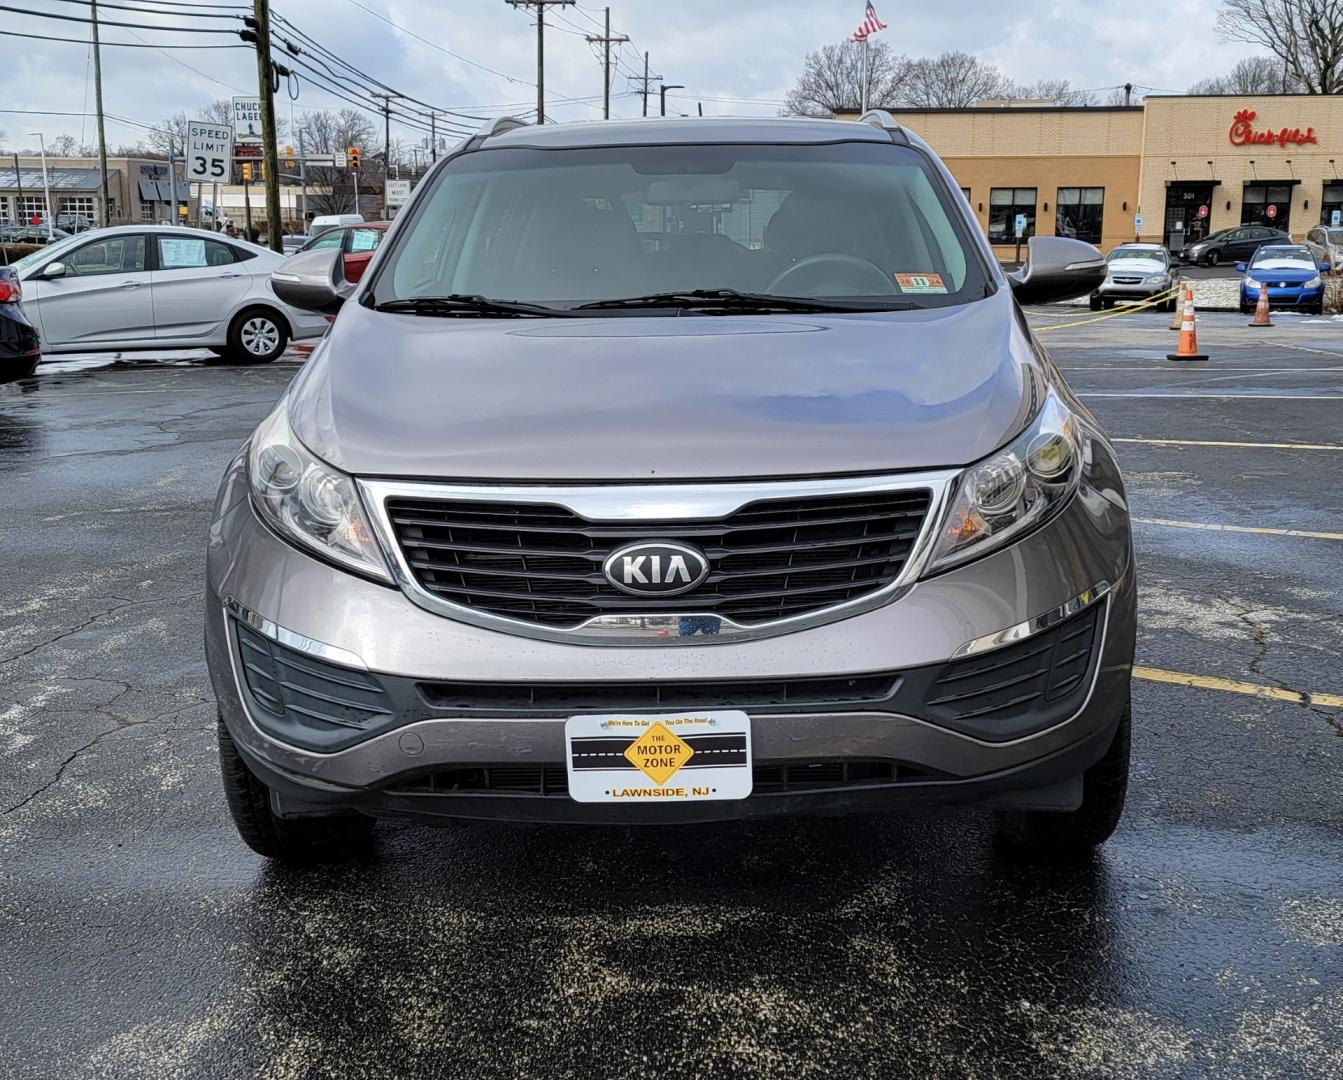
[1032, 286, 1183, 332]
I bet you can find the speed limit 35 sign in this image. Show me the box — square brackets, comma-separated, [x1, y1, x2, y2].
[186, 121, 234, 182]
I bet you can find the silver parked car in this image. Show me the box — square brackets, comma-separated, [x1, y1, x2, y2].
[12, 225, 329, 363]
[1090, 243, 1177, 312]
[207, 114, 1134, 863]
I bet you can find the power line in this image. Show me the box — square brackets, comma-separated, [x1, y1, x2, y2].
[338, 0, 531, 86]
[40, 0, 244, 16]
[0, 26, 243, 46]
[0, 1, 241, 30]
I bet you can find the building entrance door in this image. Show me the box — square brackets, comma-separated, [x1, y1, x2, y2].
[1164, 183, 1216, 249]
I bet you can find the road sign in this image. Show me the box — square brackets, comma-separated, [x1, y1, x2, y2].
[231, 96, 262, 141]
[185, 121, 233, 182]
[385, 179, 411, 208]
[233, 144, 262, 159]
[1333, 210, 1342, 228]
[1266, 204, 1278, 220]
[1013, 213, 1027, 238]
[1198, 204, 1209, 219]
[1134, 213, 1144, 231]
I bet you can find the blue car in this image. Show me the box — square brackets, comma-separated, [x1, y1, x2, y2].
[1237, 244, 1327, 315]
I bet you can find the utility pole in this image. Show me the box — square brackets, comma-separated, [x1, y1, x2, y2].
[90, 1, 111, 226]
[636, 52, 660, 117]
[243, 0, 283, 251]
[429, 112, 437, 162]
[585, 7, 628, 120]
[371, 92, 402, 218]
[506, 0, 574, 124]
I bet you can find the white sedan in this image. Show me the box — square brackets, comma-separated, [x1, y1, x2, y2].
[10, 225, 329, 364]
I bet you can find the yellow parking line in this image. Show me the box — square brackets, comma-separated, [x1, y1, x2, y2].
[1134, 517, 1343, 541]
[1115, 437, 1343, 451]
[1134, 666, 1343, 709]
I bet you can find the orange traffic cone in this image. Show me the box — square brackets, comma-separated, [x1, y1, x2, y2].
[1249, 283, 1273, 327]
[1167, 288, 1208, 362]
[1170, 285, 1188, 329]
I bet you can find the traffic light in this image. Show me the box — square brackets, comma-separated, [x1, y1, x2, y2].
[283, 145, 295, 169]
[241, 162, 253, 182]
[347, 146, 362, 170]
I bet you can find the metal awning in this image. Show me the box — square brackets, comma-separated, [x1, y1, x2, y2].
[0, 168, 113, 191]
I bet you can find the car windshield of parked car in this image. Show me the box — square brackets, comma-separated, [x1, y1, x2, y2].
[10, 232, 86, 273]
[374, 140, 987, 310]
[1107, 246, 1167, 268]
[1250, 246, 1315, 271]
[1326, 228, 1343, 244]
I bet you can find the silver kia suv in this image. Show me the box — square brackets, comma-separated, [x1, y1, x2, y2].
[206, 113, 1133, 863]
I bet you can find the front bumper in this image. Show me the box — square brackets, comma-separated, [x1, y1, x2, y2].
[1094, 281, 1169, 300]
[1241, 285, 1323, 309]
[206, 449, 1135, 824]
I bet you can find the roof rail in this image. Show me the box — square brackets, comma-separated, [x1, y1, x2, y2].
[858, 109, 900, 131]
[477, 115, 529, 140]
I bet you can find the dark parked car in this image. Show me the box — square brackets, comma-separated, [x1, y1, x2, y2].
[1179, 225, 1289, 266]
[0, 267, 41, 383]
[211, 114, 1133, 865]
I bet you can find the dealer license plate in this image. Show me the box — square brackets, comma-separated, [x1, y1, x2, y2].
[564, 711, 753, 803]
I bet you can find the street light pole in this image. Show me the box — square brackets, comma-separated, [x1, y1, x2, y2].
[27, 133, 53, 240]
[659, 84, 684, 117]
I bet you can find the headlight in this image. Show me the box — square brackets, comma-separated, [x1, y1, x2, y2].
[1244, 276, 1262, 291]
[1143, 274, 1167, 286]
[927, 391, 1082, 572]
[1305, 275, 1322, 289]
[247, 400, 392, 581]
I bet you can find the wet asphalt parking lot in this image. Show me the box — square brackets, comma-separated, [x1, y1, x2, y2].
[1, 310, 1341, 1079]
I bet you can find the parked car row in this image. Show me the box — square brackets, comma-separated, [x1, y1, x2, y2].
[1, 224, 73, 245]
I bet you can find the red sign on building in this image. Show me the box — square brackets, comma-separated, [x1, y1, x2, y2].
[1228, 109, 1317, 148]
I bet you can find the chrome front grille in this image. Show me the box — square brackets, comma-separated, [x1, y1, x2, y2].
[382, 488, 933, 630]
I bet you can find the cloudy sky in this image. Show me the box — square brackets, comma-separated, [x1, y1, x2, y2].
[2, 0, 1255, 152]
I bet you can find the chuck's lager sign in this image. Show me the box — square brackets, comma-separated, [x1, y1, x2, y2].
[1229, 109, 1317, 149]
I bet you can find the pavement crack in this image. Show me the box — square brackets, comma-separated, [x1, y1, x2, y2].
[0, 592, 203, 669]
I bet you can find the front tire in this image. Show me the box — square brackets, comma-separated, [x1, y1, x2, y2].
[1089, 295, 1102, 311]
[225, 308, 288, 365]
[994, 696, 1130, 861]
[217, 716, 375, 863]
[1204, 250, 1222, 267]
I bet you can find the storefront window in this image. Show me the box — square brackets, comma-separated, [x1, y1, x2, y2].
[140, 200, 154, 221]
[60, 196, 95, 219]
[18, 196, 48, 224]
[1241, 183, 1293, 230]
[1321, 182, 1343, 226]
[988, 188, 1036, 244]
[1056, 187, 1104, 244]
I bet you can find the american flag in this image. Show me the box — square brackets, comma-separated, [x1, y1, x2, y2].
[850, 1, 888, 41]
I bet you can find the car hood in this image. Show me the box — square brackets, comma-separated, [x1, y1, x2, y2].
[289, 290, 1047, 481]
[1247, 265, 1317, 280]
[1106, 258, 1166, 276]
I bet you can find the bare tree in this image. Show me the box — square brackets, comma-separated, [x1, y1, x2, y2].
[1216, 0, 1343, 94]
[294, 108, 377, 216]
[1013, 79, 1098, 106]
[901, 52, 1014, 108]
[784, 40, 912, 115]
[1188, 53, 1302, 93]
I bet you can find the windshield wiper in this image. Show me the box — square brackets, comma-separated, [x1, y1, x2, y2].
[373, 294, 568, 318]
[574, 289, 919, 313]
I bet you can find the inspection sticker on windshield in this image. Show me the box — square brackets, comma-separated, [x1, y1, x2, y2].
[894, 273, 947, 293]
[564, 712, 752, 803]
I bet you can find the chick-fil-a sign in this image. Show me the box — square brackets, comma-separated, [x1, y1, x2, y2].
[1229, 109, 1317, 148]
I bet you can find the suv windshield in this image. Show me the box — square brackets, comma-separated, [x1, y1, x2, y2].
[372, 141, 987, 311]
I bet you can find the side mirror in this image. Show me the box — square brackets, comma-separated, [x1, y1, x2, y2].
[1007, 236, 1106, 305]
[269, 248, 351, 316]
[39, 261, 67, 279]
[1235, 262, 1246, 273]
[1322, 263, 1332, 273]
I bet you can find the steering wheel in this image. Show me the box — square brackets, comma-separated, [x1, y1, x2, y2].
[767, 253, 898, 297]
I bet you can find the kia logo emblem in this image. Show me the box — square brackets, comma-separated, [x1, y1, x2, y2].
[602, 542, 710, 597]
